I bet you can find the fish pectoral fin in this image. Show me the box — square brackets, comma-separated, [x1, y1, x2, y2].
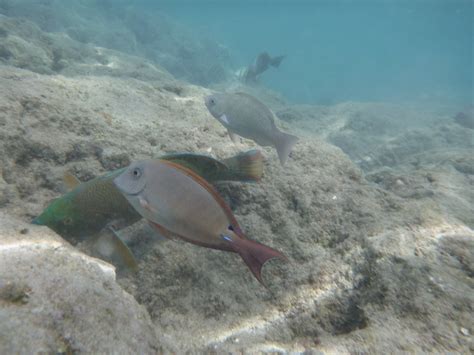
[63, 171, 81, 190]
[219, 114, 230, 125]
[138, 196, 157, 214]
[228, 130, 240, 143]
[93, 227, 138, 272]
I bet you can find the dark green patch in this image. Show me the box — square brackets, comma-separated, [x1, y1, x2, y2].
[0, 282, 31, 304]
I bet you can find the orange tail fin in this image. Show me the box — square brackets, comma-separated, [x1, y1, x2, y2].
[222, 149, 264, 182]
[227, 236, 287, 286]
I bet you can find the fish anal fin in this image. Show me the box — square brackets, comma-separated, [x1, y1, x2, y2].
[228, 130, 240, 143]
[274, 131, 299, 166]
[148, 220, 233, 252]
[63, 171, 81, 190]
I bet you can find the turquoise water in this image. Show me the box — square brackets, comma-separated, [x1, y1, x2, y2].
[153, 0, 472, 104]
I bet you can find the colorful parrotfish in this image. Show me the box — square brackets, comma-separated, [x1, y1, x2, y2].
[33, 150, 263, 270]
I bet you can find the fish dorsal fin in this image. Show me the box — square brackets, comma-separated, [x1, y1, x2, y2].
[158, 159, 242, 232]
[63, 172, 81, 190]
[235, 91, 259, 101]
[161, 152, 228, 170]
[160, 152, 230, 181]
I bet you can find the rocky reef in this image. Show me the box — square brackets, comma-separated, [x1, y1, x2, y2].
[0, 213, 160, 354]
[0, 5, 473, 353]
[0, 0, 232, 85]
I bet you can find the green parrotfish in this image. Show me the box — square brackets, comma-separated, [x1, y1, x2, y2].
[205, 92, 298, 166]
[113, 158, 286, 285]
[32, 150, 263, 269]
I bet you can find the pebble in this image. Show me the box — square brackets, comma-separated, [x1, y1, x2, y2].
[395, 179, 405, 186]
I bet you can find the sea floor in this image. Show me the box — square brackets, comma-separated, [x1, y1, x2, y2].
[0, 9, 473, 353]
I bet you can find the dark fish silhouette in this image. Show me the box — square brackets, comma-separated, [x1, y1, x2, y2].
[243, 51, 285, 83]
[454, 107, 474, 129]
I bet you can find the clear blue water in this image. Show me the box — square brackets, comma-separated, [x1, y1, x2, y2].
[149, 0, 472, 104]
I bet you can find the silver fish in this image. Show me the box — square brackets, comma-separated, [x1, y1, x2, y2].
[205, 92, 298, 166]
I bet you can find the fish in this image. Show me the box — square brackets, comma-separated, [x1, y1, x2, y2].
[113, 159, 286, 285]
[205, 92, 299, 166]
[32, 150, 264, 269]
[33, 167, 140, 271]
[453, 107, 474, 129]
[33, 150, 264, 241]
[33, 168, 136, 242]
[161, 149, 263, 183]
[243, 51, 285, 83]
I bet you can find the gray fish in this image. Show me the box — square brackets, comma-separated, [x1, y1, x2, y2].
[454, 107, 474, 129]
[205, 92, 298, 166]
[243, 52, 285, 82]
[32, 151, 263, 271]
[113, 159, 286, 284]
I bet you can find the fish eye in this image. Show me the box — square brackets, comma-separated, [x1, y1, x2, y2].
[228, 225, 234, 231]
[132, 167, 142, 179]
[209, 98, 215, 105]
[63, 217, 73, 226]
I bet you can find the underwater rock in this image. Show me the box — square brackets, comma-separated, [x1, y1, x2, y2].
[0, 212, 160, 354]
[0, 17, 53, 74]
[0, 1, 232, 85]
[0, 16, 174, 82]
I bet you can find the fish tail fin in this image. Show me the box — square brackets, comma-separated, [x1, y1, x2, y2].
[271, 55, 285, 68]
[274, 131, 298, 166]
[63, 171, 81, 190]
[227, 236, 287, 286]
[222, 149, 264, 182]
